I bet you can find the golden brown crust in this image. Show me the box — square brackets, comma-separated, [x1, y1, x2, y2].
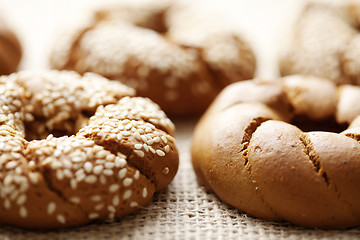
[279, 1, 360, 85]
[0, 70, 179, 229]
[0, 16, 21, 75]
[191, 75, 360, 229]
[49, 1, 256, 116]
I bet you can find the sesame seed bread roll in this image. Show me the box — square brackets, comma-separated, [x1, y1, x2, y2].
[192, 75, 360, 229]
[49, 0, 256, 116]
[279, 1, 360, 85]
[0, 70, 179, 229]
[0, 16, 22, 75]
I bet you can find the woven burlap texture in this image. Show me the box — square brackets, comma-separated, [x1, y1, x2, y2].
[0, 119, 359, 240]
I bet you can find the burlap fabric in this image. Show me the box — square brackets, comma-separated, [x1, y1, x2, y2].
[1, 0, 360, 238]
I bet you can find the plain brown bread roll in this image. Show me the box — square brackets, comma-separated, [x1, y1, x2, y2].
[191, 75, 360, 229]
[0, 16, 21, 75]
[279, 1, 360, 85]
[49, 0, 256, 116]
[0, 70, 178, 229]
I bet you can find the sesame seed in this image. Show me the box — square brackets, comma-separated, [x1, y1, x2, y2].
[95, 203, 104, 210]
[114, 158, 126, 168]
[28, 173, 39, 184]
[91, 195, 102, 202]
[134, 170, 140, 180]
[153, 137, 161, 143]
[123, 178, 133, 187]
[71, 142, 80, 148]
[89, 213, 99, 219]
[163, 167, 170, 174]
[161, 136, 168, 144]
[99, 175, 107, 185]
[143, 143, 149, 152]
[134, 144, 142, 150]
[56, 169, 64, 180]
[5, 161, 17, 169]
[105, 162, 114, 169]
[72, 156, 83, 163]
[149, 146, 156, 154]
[106, 154, 115, 161]
[134, 132, 141, 140]
[123, 190, 132, 200]
[16, 194, 26, 205]
[109, 184, 120, 192]
[51, 160, 62, 169]
[28, 161, 36, 169]
[63, 159, 72, 168]
[70, 196, 81, 204]
[4, 199, 11, 209]
[107, 205, 116, 213]
[63, 169, 73, 178]
[84, 140, 94, 147]
[134, 150, 144, 158]
[70, 179, 77, 189]
[145, 127, 152, 133]
[95, 160, 106, 165]
[141, 135, 147, 142]
[118, 168, 127, 179]
[57, 214, 66, 224]
[121, 131, 131, 137]
[116, 133, 123, 140]
[3, 175, 13, 185]
[93, 165, 104, 175]
[76, 173, 86, 182]
[125, 123, 132, 130]
[47, 202, 56, 215]
[108, 212, 115, 220]
[85, 175, 97, 184]
[63, 146, 72, 153]
[96, 150, 107, 159]
[84, 162, 93, 173]
[103, 169, 114, 176]
[130, 201, 138, 207]
[53, 149, 62, 157]
[142, 188, 148, 198]
[164, 145, 170, 153]
[19, 206, 27, 218]
[112, 195, 120, 206]
[156, 150, 165, 157]
[46, 134, 54, 140]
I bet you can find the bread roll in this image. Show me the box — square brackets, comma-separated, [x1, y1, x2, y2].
[192, 75, 360, 229]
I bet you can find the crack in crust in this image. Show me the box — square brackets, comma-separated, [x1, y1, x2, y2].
[299, 133, 329, 185]
[242, 118, 280, 219]
[241, 117, 269, 167]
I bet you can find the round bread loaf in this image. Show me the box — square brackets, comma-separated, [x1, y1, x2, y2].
[49, 0, 256, 116]
[279, 1, 360, 85]
[0, 70, 178, 229]
[191, 75, 360, 229]
[0, 16, 22, 75]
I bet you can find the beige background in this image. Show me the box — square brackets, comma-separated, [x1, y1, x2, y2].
[0, 0, 360, 239]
